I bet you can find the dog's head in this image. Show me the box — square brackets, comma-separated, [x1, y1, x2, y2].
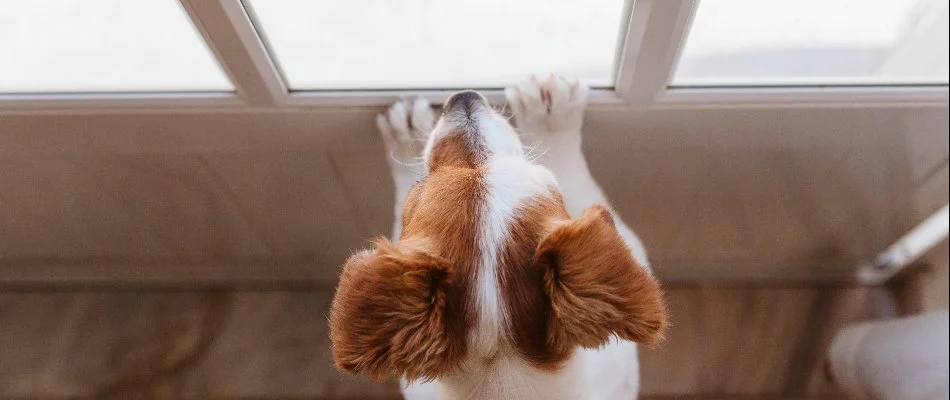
[329, 90, 667, 381]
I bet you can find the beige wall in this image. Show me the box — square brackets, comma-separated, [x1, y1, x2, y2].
[0, 106, 947, 286]
[906, 108, 949, 310]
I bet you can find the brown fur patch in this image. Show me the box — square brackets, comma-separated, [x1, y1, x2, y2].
[400, 166, 485, 330]
[330, 241, 466, 381]
[497, 190, 572, 369]
[537, 205, 668, 352]
[427, 129, 485, 170]
[498, 195, 667, 370]
[330, 163, 486, 380]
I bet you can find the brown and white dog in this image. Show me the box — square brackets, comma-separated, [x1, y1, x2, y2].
[329, 75, 668, 399]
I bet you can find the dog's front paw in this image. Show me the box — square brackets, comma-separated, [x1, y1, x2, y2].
[377, 98, 434, 188]
[505, 74, 588, 150]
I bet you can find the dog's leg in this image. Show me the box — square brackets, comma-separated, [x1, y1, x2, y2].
[376, 98, 434, 242]
[506, 74, 649, 267]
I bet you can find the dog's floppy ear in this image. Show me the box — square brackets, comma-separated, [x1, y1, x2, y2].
[536, 205, 668, 352]
[329, 239, 465, 381]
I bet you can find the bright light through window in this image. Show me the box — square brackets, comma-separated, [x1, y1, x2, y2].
[673, 0, 950, 86]
[0, 0, 233, 93]
[245, 0, 626, 90]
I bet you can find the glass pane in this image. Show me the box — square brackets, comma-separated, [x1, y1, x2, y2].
[673, 0, 949, 86]
[0, 0, 233, 93]
[245, 0, 626, 90]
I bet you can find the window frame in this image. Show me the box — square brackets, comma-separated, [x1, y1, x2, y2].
[0, 0, 946, 113]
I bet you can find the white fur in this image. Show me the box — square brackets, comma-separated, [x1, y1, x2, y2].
[506, 74, 650, 268]
[380, 75, 650, 399]
[438, 100, 562, 361]
[377, 97, 433, 243]
[439, 156, 580, 400]
[436, 349, 584, 400]
[474, 157, 557, 357]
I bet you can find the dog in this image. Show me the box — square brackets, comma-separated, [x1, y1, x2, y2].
[329, 74, 668, 400]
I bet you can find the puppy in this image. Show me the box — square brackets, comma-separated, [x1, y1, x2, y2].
[330, 74, 667, 400]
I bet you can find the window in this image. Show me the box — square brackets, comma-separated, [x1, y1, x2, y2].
[1, 0, 945, 108]
[244, 0, 626, 90]
[672, 0, 950, 87]
[0, 0, 233, 93]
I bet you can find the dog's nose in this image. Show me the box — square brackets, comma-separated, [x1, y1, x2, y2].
[444, 90, 487, 115]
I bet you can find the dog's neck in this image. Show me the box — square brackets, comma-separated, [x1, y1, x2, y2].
[430, 350, 584, 400]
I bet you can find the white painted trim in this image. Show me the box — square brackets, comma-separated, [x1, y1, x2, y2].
[0, 91, 623, 115]
[608, 0, 636, 84]
[219, 0, 290, 103]
[613, 0, 696, 103]
[282, 88, 626, 108]
[0, 92, 243, 112]
[177, 0, 241, 94]
[278, 84, 949, 110]
[180, 0, 287, 106]
[657, 86, 950, 108]
[3, 86, 945, 115]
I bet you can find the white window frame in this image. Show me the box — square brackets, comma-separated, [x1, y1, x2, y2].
[1, 0, 947, 113]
